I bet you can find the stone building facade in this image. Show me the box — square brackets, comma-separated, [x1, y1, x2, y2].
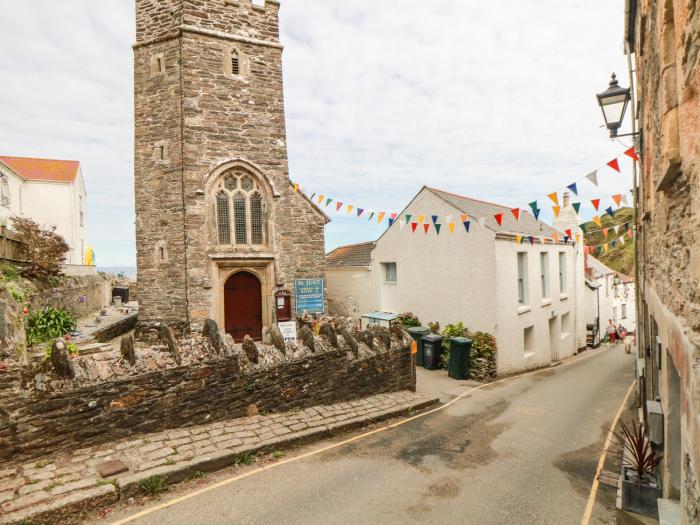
[133, 0, 328, 339]
[628, 0, 700, 520]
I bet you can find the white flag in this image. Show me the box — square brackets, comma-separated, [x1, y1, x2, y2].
[586, 171, 599, 186]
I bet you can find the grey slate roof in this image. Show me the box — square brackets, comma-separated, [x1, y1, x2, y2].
[426, 187, 561, 237]
[326, 241, 375, 268]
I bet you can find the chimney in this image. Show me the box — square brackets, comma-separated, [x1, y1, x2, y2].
[563, 191, 571, 208]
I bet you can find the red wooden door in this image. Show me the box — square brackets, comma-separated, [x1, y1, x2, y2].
[224, 271, 263, 342]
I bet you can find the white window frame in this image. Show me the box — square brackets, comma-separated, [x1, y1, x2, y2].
[383, 262, 397, 284]
[517, 252, 528, 305]
[558, 252, 566, 294]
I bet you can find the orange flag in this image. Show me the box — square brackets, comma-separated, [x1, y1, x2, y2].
[347, 205, 354, 214]
[318, 195, 325, 205]
[293, 183, 299, 192]
[548, 192, 559, 206]
[593, 216, 602, 227]
[423, 224, 430, 234]
[511, 208, 521, 222]
[591, 199, 601, 211]
[377, 212, 386, 224]
[552, 232, 559, 243]
[552, 205, 561, 218]
[603, 228, 609, 238]
[460, 214, 469, 223]
[624, 147, 640, 161]
[612, 194, 623, 206]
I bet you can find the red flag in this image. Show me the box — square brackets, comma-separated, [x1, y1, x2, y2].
[607, 158, 621, 173]
[591, 199, 601, 211]
[411, 222, 418, 233]
[390, 213, 398, 220]
[511, 208, 520, 222]
[624, 147, 639, 161]
[565, 229, 572, 238]
[494, 213, 504, 226]
[336, 202, 343, 212]
[423, 224, 430, 234]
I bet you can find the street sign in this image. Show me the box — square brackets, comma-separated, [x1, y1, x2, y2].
[278, 321, 297, 343]
[294, 278, 325, 314]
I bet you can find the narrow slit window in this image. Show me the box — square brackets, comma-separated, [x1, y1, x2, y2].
[158, 145, 164, 160]
[231, 50, 240, 76]
[234, 194, 247, 244]
[159, 247, 165, 260]
[251, 192, 263, 245]
[216, 191, 231, 244]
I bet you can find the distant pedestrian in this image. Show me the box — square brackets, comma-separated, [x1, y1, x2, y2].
[606, 319, 617, 345]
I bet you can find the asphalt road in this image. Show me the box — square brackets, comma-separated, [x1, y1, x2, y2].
[103, 346, 634, 525]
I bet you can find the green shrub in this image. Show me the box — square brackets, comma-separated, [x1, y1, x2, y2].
[398, 312, 421, 328]
[0, 262, 21, 282]
[26, 308, 76, 347]
[140, 475, 166, 496]
[437, 323, 497, 379]
[440, 322, 469, 368]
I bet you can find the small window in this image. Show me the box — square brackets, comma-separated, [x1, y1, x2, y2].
[558, 252, 566, 293]
[216, 191, 231, 244]
[1, 178, 9, 206]
[79, 195, 84, 227]
[621, 304, 627, 319]
[517, 252, 527, 305]
[159, 247, 165, 260]
[250, 192, 263, 245]
[540, 252, 549, 299]
[383, 262, 397, 283]
[231, 50, 240, 76]
[158, 145, 164, 160]
[234, 193, 247, 244]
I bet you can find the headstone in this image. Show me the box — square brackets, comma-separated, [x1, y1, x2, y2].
[262, 327, 272, 346]
[120, 334, 136, 366]
[270, 325, 286, 353]
[51, 338, 75, 379]
[298, 325, 315, 352]
[242, 335, 259, 364]
[159, 325, 182, 365]
[358, 329, 374, 351]
[319, 323, 339, 348]
[202, 319, 224, 354]
[340, 328, 358, 358]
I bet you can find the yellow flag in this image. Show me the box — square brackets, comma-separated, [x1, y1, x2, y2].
[377, 212, 386, 224]
[293, 183, 299, 192]
[575, 233, 581, 243]
[593, 215, 602, 227]
[347, 205, 354, 214]
[548, 192, 559, 206]
[516, 234, 523, 244]
[552, 205, 561, 218]
[552, 232, 559, 243]
[603, 243, 609, 253]
[417, 215, 425, 224]
[448, 223, 456, 234]
[318, 195, 324, 205]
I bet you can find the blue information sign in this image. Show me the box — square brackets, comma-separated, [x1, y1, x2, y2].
[294, 278, 325, 315]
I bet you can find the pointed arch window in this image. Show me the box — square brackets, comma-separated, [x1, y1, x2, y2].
[214, 169, 268, 247]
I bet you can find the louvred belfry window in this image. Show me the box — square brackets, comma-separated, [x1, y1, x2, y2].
[214, 169, 268, 247]
[231, 50, 240, 76]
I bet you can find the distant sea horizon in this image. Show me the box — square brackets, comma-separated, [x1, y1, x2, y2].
[98, 266, 137, 279]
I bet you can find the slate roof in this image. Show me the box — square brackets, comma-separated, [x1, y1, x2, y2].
[426, 187, 560, 237]
[0, 156, 80, 183]
[326, 241, 375, 268]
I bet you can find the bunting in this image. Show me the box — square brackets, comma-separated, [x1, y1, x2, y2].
[357, 208, 364, 217]
[591, 199, 601, 211]
[607, 159, 621, 173]
[552, 206, 561, 218]
[423, 224, 430, 234]
[411, 223, 418, 232]
[624, 147, 639, 161]
[336, 202, 343, 212]
[586, 171, 599, 186]
[567, 183, 578, 196]
[494, 213, 504, 226]
[612, 194, 623, 207]
[435, 224, 442, 235]
[572, 202, 581, 214]
[463, 221, 471, 233]
[511, 208, 521, 222]
[377, 212, 386, 224]
[548, 192, 559, 206]
[449, 223, 456, 235]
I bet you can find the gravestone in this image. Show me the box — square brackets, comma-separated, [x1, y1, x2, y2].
[51, 339, 75, 379]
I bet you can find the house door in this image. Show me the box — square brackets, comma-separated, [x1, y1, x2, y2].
[224, 271, 263, 342]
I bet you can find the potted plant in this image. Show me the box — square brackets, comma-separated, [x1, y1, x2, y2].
[614, 419, 663, 518]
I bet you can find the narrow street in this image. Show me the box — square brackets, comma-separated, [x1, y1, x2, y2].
[103, 346, 635, 525]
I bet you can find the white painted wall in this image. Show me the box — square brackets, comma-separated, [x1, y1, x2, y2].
[0, 163, 24, 223]
[612, 281, 636, 333]
[326, 267, 373, 319]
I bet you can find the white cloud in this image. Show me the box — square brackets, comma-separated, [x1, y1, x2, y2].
[0, 0, 632, 264]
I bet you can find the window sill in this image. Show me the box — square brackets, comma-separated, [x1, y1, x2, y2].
[518, 305, 532, 315]
[384, 281, 397, 285]
[541, 299, 552, 307]
[559, 293, 569, 301]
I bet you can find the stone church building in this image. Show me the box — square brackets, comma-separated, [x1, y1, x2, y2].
[134, 0, 328, 340]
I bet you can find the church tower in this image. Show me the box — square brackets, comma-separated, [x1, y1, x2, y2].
[133, 0, 328, 339]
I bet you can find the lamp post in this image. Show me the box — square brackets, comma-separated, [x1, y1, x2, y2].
[596, 73, 634, 138]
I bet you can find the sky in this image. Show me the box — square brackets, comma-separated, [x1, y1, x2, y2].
[0, 0, 634, 267]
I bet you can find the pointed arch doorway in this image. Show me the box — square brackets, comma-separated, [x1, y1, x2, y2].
[224, 271, 263, 342]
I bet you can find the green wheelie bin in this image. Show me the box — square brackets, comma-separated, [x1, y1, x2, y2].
[407, 327, 430, 366]
[448, 337, 472, 379]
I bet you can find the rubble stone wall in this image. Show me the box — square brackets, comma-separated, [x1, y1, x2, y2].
[0, 344, 412, 463]
[27, 274, 114, 319]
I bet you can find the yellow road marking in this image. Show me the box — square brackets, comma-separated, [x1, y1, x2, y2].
[110, 345, 616, 525]
[580, 380, 636, 525]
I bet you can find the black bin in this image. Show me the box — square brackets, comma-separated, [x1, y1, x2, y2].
[112, 286, 129, 304]
[421, 333, 444, 370]
[448, 337, 472, 380]
[407, 327, 430, 366]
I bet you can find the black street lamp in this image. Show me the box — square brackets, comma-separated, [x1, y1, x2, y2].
[596, 73, 632, 138]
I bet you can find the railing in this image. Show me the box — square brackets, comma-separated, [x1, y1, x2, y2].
[0, 227, 28, 263]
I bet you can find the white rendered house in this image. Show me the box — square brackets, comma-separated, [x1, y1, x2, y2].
[0, 156, 88, 266]
[369, 186, 581, 376]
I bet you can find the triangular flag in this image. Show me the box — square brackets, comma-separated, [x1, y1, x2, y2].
[567, 183, 578, 196]
[460, 214, 469, 223]
[463, 221, 471, 233]
[336, 202, 343, 212]
[619, 235, 625, 245]
[411, 222, 418, 233]
[533, 208, 541, 221]
[603, 228, 609, 239]
[435, 224, 442, 235]
[624, 147, 639, 161]
[552, 232, 559, 243]
[591, 199, 601, 211]
[377, 212, 386, 224]
[368, 212, 375, 221]
[593, 216, 602, 227]
[607, 159, 621, 173]
[494, 213, 504, 226]
[423, 224, 430, 234]
[449, 223, 456, 235]
[612, 240, 617, 249]
[603, 243, 609, 253]
[417, 215, 425, 224]
[605, 206, 615, 218]
[390, 213, 398, 221]
[622, 194, 629, 205]
[347, 205, 354, 214]
[511, 208, 521, 222]
[318, 195, 325, 205]
[564, 236, 570, 245]
[586, 171, 599, 186]
[572, 202, 581, 214]
[293, 183, 299, 192]
[357, 208, 364, 217]
[580, 223, 588, 233]
[528, 236, 534, 245]
[310, 193, 316, 200]
[553, 205, 561, 218]
[529, 201, 538, 216]
[388, 218, 395, 227]
[614, 225, 620, 235]
[565, 229, 573, 238]
[405, 214, 412, 223]
[628, 229, 633, 238]
[548, 192, 559, 206]
[431, 215, 439, 224]
[516, 234, 523, 244]
[612, 194, 623, 206]
[325, 198, 333, 207]
[575, 233, 581, 243]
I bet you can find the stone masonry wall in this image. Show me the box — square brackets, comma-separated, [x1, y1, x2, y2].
[27, 274, 113, 319]
[0, 345, 412, 462]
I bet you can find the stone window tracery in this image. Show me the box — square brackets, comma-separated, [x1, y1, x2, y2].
[214, 169, 268, 247]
